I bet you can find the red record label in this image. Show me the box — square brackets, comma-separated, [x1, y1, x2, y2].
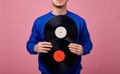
[53, 50, 65, 62]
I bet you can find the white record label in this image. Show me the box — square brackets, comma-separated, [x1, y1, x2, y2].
[55, 26, 67, 38]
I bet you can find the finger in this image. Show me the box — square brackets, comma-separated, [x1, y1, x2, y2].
[69, 43, 79, 46]
[39, 44, 52, 48]
[68, 44, 82, 50]
[69, 47, 83, 53]
[35, 48, 48, 53]
[69, 43, 82, 47]
[38, 50, 48, 53]
[69, 48, 77, 54]
[68, 45, 78, 49]
[39, 42, 52, 45]
[69, 47, 78, 52]
[69, 48, 82, 55]
[38, 47, 51, 51]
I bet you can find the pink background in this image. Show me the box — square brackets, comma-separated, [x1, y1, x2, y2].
[0, 0, 120, 74]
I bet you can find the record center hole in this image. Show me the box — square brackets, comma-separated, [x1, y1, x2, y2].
[58, 55, 60, 57]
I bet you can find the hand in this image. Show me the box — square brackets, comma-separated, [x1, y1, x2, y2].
[68, 43, 83, 56]
[34, 42, 52, 53]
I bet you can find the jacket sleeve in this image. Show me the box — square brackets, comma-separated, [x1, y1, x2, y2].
[26, 21, 40, 54]
[80, 20, 93, 55]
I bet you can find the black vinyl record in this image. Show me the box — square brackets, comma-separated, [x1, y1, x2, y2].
[41, 15, 78, 73]
[40, 39, 77, 73]
[44, 15, 78, 43]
